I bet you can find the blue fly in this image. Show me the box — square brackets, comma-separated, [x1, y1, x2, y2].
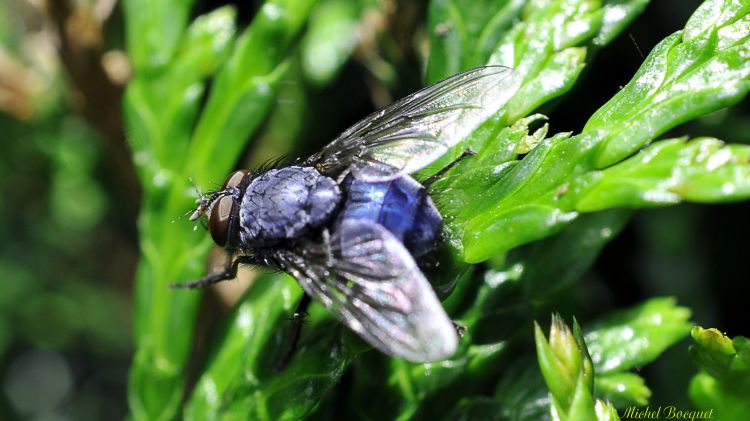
[172, 66, 520, 364]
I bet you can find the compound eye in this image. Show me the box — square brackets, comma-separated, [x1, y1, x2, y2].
[222, 169, 250, 190]
[208, 195, 234, 247]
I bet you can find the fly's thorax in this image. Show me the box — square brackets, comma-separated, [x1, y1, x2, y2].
[238, 166, 341, 247]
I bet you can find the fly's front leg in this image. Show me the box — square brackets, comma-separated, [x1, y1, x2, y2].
[422, 148, 476, 187]
[275, 293, 312, 371]
[169, 253, 259, 289]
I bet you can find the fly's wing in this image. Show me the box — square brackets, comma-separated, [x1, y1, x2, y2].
[277, 219, 457, 362]
[305, 66, 520, 181]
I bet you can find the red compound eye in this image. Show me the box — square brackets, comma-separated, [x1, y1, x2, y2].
[222, 169, 250, 190]
[208, 195, 234, 247]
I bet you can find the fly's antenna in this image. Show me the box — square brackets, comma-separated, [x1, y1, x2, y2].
[171, 177, 227, 223]
[172, 207, 196, 223]
[628, 32, 645, 60]
[171, 178, 208, 223]
[188, 177, 203, 198]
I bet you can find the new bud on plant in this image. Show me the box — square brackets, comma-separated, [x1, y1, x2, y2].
[691, 326, 735, 356]
[536, 314, 595, 407]
[594, 400, 620, 421]
[536, 314, 601, 420]
[690, 326, 750, 383]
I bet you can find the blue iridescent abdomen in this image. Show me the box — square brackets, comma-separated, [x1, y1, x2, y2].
[337, 174, 441, 256]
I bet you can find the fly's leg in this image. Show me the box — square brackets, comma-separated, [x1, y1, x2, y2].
[453, 321, 467, 338]
[422, 148, 476, 187]
[275, 293, 312, 371]
[169, 253, 258, 289]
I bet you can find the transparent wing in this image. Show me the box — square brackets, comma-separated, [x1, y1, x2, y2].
[277, 219, 457, 362]
[305, 65, 520, 181]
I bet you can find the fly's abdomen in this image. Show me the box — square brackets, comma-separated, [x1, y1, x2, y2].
[239, 167, 341, 246]
[338, 175, 441, 256]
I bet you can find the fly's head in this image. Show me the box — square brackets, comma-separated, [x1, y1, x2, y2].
[189, 169, 251, 248]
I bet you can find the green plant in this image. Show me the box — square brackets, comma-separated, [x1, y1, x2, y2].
[124, 0, 750, 419]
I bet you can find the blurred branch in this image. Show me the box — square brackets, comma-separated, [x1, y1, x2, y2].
[46, 0, 141, 217]
[0, 46, 36, 120]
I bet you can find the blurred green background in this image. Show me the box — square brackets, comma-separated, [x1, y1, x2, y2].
[0, 0, 747, 419]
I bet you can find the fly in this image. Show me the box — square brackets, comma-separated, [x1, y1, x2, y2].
[171, 66, 521, 365]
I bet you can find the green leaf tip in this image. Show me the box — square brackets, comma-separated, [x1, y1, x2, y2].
[535, 315, 595, 415]
[536, 315, 622, 421]
[585, 297, 692, 374]
[691, 326, 736, 355]
[594, 399, 621, 421]
[573, 137, 750, 212]
[689, 327, 750, 417]
[690, 326, 750, 380]
[596, 372, 652, 407]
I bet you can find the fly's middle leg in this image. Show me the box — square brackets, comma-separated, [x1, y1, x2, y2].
[275, 293, 313, 371]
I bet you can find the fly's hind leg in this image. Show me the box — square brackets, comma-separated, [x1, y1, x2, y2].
[452, 321, 467, 338]
[422, 148, 476, 188]
[275, 293, 313, 371]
